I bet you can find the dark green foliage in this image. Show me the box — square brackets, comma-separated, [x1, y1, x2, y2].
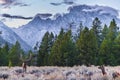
[99, 19, 118, 66]
[8, 41, 23, 66]
[92, 17, 102, 47]
[114, 33, 120, 64]
[98, 24, 108, 65]
[37, 31, 54, 66]
[101, 24, 109, 41]
[49, 28, 77, 66]
[59, 29, 77, 66]
[74, 22, 84, 41]
[0, 40, 26, 66]
[49, 28, 65, 66]
[76, 27, 98, 65]
[0, 43, 9, 66]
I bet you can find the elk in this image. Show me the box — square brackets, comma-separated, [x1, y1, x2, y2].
[98, 65, 110, 80]
[20, 53, 32, 72]
[98, 65, 120, 80]
[98, 65, 107, 75]
[112, 72, 120, 80]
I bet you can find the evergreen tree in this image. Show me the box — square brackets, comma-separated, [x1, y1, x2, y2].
[101, 24, 109, 41]
[99, 19, 118, 65]
[107, 19, 118, 41]
[76, 27, 89, 65]
[76, 27, 98, 65]
[8, 41, 23, 66]
[49, 28, 77, 66]
[114, 33, 120, 64]
[0, 43, 9, 66]
[48, 32, 54, 53]
[74, 22, 84, 41]
[92, 17, 102, 47]
[37, 31, 54, 66]
[98, 24, 109, 65]
[49, 28, 65, 66]
[99, 38, 110, 65]
[89, 29, 99, 65]
[60, 29, 77, 66]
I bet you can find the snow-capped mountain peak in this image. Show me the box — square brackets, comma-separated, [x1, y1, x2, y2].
[10, 4, 120, 49]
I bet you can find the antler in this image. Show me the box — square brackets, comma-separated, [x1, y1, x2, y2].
[20, 53, 24, 62]
[24, 53, 32, 62]
[20, 53, 33, 62]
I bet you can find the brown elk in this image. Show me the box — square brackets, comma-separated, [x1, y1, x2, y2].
[98, 65, 120, 79]
[112, 72, 120, 80]
[20, 53, 32, 72]
[98, 65, 107, 75]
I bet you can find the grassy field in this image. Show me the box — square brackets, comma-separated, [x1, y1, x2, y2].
[0, 65, 120, 80]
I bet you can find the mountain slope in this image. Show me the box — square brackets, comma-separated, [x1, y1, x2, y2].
[0, 21, 32, 51]
[13, 5, 120, 48]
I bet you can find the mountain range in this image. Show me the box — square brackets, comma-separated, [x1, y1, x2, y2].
[0, 21, 31, 51]
[0, 4, 120, 51]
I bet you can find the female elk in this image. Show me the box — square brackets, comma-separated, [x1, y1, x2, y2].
[98, 65, 107, 75]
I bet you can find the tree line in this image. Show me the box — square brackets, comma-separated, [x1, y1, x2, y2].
[0, 41, 33, 66]
[37, 17, 120, 66]
[0, 17, 120, 66]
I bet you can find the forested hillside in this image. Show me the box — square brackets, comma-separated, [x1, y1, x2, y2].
[0, 17, 120, 66]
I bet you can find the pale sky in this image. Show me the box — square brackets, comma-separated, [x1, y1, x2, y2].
[0, 0, 120, 28]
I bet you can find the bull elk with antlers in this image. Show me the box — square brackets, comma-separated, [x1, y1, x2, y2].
[20, 53, 33, 72]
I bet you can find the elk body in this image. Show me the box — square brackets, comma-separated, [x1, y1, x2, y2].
[20, 53, 32, 72]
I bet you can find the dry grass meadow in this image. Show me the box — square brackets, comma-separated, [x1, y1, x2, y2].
[0, 65, 120, 80]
